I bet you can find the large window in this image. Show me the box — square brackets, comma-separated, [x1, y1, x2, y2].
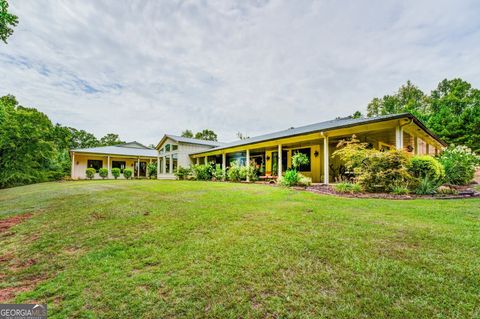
[172, 154, 178, 172]
[87, 160, 103, 173]
[159, 158, 163, 174]
[293, 148, 311, 172]
[172, 145, 178, 151]
[165, 156, 170, 174]
[112, 160, 126, 173]
[165, 144, 171, 152]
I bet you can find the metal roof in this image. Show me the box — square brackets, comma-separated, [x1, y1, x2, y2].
[71, 142, 158, 157]
[157, 134, 224, 149]
[190, 113, 446, 154]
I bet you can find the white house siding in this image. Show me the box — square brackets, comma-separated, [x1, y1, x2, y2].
[157, 140, 216, 179]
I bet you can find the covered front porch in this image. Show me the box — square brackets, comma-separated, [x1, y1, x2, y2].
[190, 118, 444, 184]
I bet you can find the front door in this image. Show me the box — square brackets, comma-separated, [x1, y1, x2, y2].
[135, 161, 147, 177]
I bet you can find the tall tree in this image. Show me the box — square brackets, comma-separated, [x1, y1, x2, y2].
[181, 129, 194, 138]
[367, 81, 428, 119]
[0, 0, 18, 44]
[194, 129, 218, 141]
[99, 133, 124, 146]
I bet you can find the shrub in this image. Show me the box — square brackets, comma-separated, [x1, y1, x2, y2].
[334, 182, 362, 193]
[175, 166, 192, 180]
[438, 145, 480, 185]
[211, 164, 225, 181]
[227, 163, 243, 182]
[408, 155, 445, 183]
[111, 168, 121, 179]
[192, 164, 212, 181]
[297, 174, 312, 187]
[147, 163, 157, 179]
[391, 184, 410, 195]
[123, 168, 133, 179]
[85, 168, 96, 180]
[278, 169, 300, 187]
[415, 177, 438, 195]
[98, 168, 108, 179]
[358, 150, 413, 192]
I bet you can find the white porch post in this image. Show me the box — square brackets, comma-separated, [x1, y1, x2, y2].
[323, 136, 329, 185]
[71, 152, 75, 179]
[246, 149, 250, 182]
[162, 156, 166, 175]
[137, 158, 140, 178]
[395, 125, 404, 150]
[277, 144, 282, 177]
[157, 156, 160, 177]
[222, 153, 226, 181]
[413, 136, 419, 155]
[169, 154, 173, 174]
[196, 157, 199, 165]
[204, 156, 208, 165]
[107, 156, 111, 179]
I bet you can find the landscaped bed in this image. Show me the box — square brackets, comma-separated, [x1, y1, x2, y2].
[1, 180, 479, 318]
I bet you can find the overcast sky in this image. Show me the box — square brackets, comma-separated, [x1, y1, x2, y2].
[1, 0, 479, 145]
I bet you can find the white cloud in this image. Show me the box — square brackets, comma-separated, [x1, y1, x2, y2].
[1, 0, 479, 145]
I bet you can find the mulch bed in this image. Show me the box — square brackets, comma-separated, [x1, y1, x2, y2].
[305, 184, 480, 200]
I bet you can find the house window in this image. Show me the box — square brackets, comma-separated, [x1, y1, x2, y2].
[293, 148, 311, 172]
[87, 160, 103, 173]
[172, 154, 178, 172]
[172, 145, 178, 151]
[165, 156, 170, 173]
[165, 144, 171, 152]
[159, 157, 163, 174]
[112, 161, 126, 173]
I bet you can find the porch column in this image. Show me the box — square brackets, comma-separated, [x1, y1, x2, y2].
[162, 156, 166, 175]
[395, 125, 404, 149]
[107, 156, 111, 179]
[278, 144, 282, 177]
[413, 136, 419, 155]
[137, 158, 140, 178]
[71, 152, 75, 179]
[246, 149, 250, 182]
[222, 153, 226, 181]
[157, 156, 160, 177]
[204, 156, 208, 165]
[196, 157, 199, 165]
[169, 154, 173, 174]
[323, 136, 329, 185]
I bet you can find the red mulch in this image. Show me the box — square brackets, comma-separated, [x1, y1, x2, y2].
[306, 184, 480, 200]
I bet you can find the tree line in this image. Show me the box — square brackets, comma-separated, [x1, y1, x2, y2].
[352, 78, 480, 152]
[0, 95, 124, 188]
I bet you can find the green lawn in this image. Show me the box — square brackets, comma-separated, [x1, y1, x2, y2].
[0, 180, 479, 318]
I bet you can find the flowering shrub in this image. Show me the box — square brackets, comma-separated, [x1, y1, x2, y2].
[438, 145, 480, 185]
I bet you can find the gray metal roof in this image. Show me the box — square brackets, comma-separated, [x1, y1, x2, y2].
[71, 142, 158, 157]
[190, 113, 445, 154]
[163, 134, 225, 147]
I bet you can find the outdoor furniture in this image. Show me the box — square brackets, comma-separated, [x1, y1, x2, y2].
[259, 175, 278, 183]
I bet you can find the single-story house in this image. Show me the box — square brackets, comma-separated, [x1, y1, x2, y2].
[70, 141, 158, 179]
[70, 113, 446, 183]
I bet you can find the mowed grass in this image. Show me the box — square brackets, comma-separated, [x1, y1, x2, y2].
[0, 180, 479, 318]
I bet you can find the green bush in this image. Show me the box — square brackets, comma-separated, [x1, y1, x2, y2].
[111, 168, 121, 179]
[408, 155, 445, 183]
[391, 184, 410, 195]
[278, 169, 300, 187]
[358, 150, 413, 193]
[334, 182, 362, 193]
[147, 163, 157, 179]
[192, 164, 212, 181]
[85, 168, 96, 180]
[227, 163, 243, 182]
[415, 177, 438, 195]
[211, 164, 225, 181]
[438, 145, 479, 185]
[175, 166, 192, 180]
[123, 168, 133, 179]
[98, 168, 108, 179]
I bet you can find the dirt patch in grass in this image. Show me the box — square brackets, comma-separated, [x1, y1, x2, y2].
[0, 276, 46, 303]
[0, 213, 33, 233]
